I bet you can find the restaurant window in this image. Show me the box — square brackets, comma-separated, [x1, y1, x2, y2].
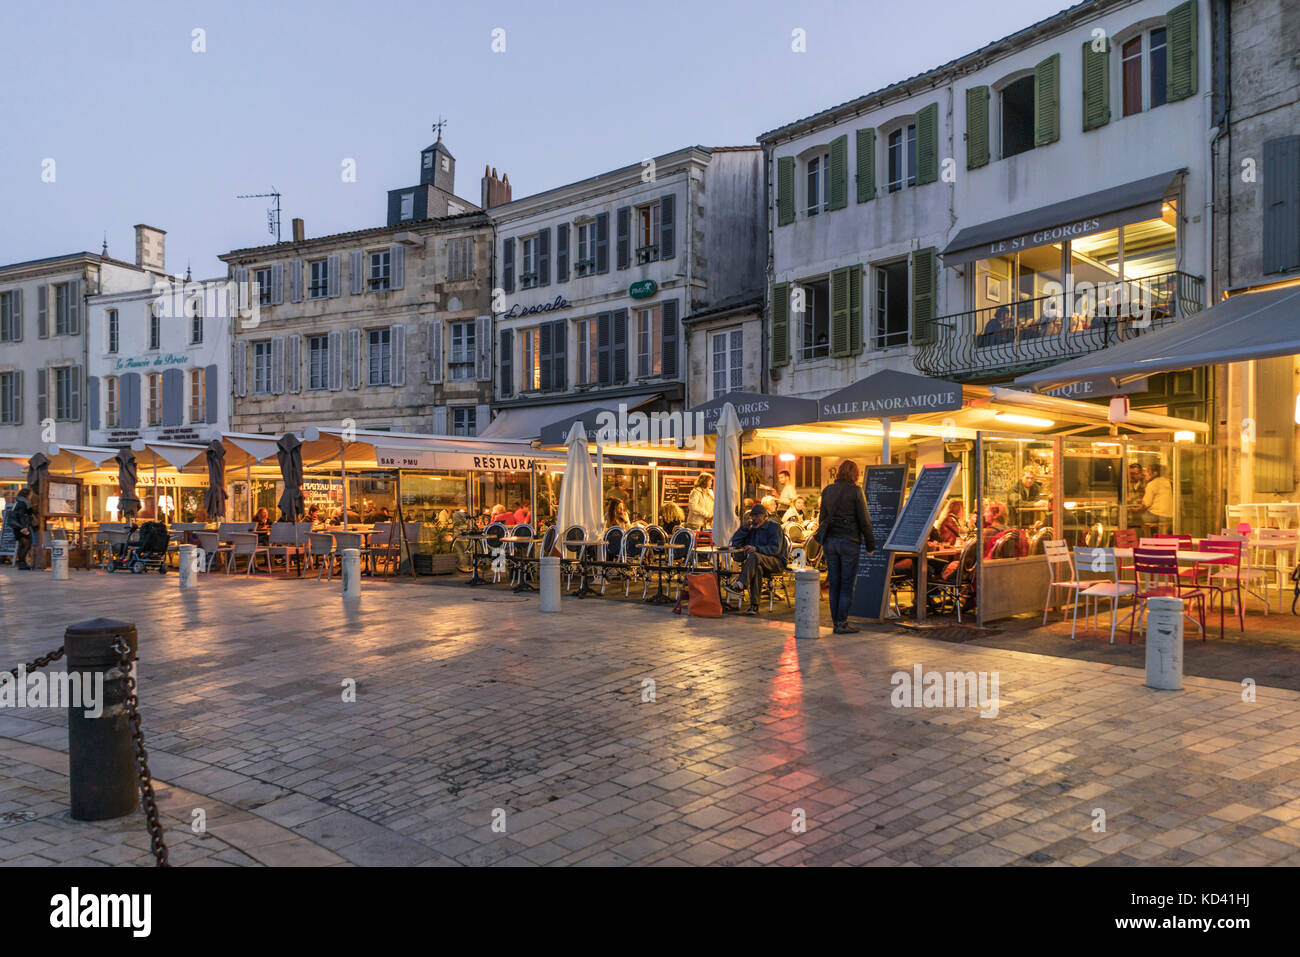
[189, 368, 206, 423]
[368, 328, 392, 385]
[308, 334, 329, 390]
[636, 306, 662, 378]
[104, 376, 119, 428]
[794, 456, 822, 490]
[253, 341, 273, 394]
[449, 321, 475, 380]
[711, 328, 743, 398]
[874, 261, 910, 349]
[309, 259, 330, 299]
[576, 317, 598, 385]
[1121, 27, 1167, 117]
[1000, 75, 1036, 159]
[576, 222, 597, 276]
[635, 203, 660, 262]
[796, 278, 830, 360]
[886, 126, 916, 192]
[255, 267, 273, 305]
[106, 308, 119, 353]
[0, 372, 18, 425]
[522, 328, 541, 391]
[146, 371, 163, 425]
[452, 406, 477, 437]
[369, 250, 391, 290]
[806, 150, 830, 213]
[981, 437, 1055, 552]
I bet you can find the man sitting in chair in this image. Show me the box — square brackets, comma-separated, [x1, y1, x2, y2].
[723, 503, 786, 615]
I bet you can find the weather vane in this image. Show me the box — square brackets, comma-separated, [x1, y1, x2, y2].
[432, 116, 447, 141]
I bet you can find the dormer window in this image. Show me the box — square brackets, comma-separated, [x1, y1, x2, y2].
[399, 192, 415, 221]
[423, 151, 433, 169]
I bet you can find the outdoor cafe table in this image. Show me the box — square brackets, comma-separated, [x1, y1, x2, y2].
[455, 533, 491, 586]
[563, 538, 606, 599]
[500, 535, 537, 592]
[1246, 535, 1299, 606]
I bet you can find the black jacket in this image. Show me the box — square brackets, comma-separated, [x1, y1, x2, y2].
[6, 496, 32, 531]
[816, 480, 874, 549]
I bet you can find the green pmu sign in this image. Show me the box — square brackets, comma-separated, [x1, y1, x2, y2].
[629, 279, 657, 299]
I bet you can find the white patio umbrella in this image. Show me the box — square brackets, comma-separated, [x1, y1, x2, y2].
[556, 421, 602, 538]
[711, 402, 742, 547]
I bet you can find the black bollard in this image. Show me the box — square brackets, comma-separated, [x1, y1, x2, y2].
[65, 618, 138, 821]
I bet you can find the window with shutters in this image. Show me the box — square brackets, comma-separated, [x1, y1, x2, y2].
[520, 236, 539, 288]
[636, 306, 662, 378]
[106, 308, 118, 353]
[149, 306, 161, 350]
[53, 283, 75, 336]
[368, 328, 392, 385]
[189, 368, 206, 423]
[575, 222, 598, 276]
[710, 329, 744, 398]
[805, 151, 831, 214]
[1121, 26, 1168, 117]
[452, 407, 477, 437]
[307, 335, 330, 390]
[447, 237, 473, 281]
[874, 260, 910, 349]
[308, 259, 330, 299]
[0, 372, 17, 424]
[146, 371, 163, 425]
[104, 375, 119, 427]
[886, 126, 916, 192]
[368, 250, 391, 290]
[999, 75, 1036, 158]
[796, 279, 830, 360]
[252, 341, 273, 395]
[576, 317, 598, 385]
[255, 267, 273, 305]
[190, 307, 203, 345]
[399, 192, 415, 221]
[635, 204, 660, 263]
[449, 321, 476, 380]
[0, 292, 17, 342]
[521, 328, 541, 392]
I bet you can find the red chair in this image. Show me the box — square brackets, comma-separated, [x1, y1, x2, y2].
[1113, 528, 1138, 548]
[1197, 538, 1246, 638]
[1129, 547, 1209, 642]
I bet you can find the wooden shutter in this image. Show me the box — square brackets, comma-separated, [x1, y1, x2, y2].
[270, 337, 285, 395]
[856, 129, 876, 202]
[828, 135, 849, 210]
[616, 206, 631, 269]
[849, 265, 863, 355]
[499, 328, 513, 397]
[205, 364, 219, 423]
[391, 325, 406, 387]
[1263, 135, 1300, 275]
[966, 86, 991, 168]
[270, 262, 284, 304]
[87, 375, 99, 430]
[290, 259, 303, 302]
[474, 404, 489, 435]
[556, 223, 570, 282]
[10, 370, 20, 424]
[328, 330, 343, 391]
[37, 368, 47, 420]
[776, 156, 795, 226]
[829, 267, 851, 357]
[611, 308, 628, 383]
[595, 212, 609, 273]
[67, 280, 80, 335]
[10, 288, 21, 341]
[348, 328, 362, 390]
[660, 195, 675, 259]
[433, 406, 449, 435]
[910, 247, 938, 345]
[162, 367, 183, 425]
[122, 371, 141, 428]
[1035, 54, 1061, 147]
[538, 323, 554, 392]
[1254, 355, 1296, 493]
[288, 334, 302, 393]
[350, 250, 364, 294]
[390, 245, 405, 290]
[68, 365, 81, 421]
[537, 227, 550, 287]
[916, 103, 939, 184]
[1166, 0, 1198, 102]
[597, 311, 612, 384]
[502, 237, 515, 293]
[427, 319, 443, 384]
[661, 299, 679, 378]
[37, 285, 48, 338]
[327, 253, 341, 297]
[771, 282, 790, 369]
[550, 320, 566, 391]
[233, 343, 246, 398]
[476, 315, 492, 382]
[1082, 40, 1110, 132]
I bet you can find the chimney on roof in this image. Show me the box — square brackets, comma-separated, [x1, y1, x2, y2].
[133, 224, 166, 271]
[292, 217, 305, 242]
[481, 166, 512, 209]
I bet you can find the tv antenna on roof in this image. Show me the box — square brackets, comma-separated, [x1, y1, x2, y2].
[236, 187, 282, 243]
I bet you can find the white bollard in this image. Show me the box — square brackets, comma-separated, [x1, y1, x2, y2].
[50, 540, 69, 581]
[178, 544, 199, 588]
[539, 556, 561, 612]
[1145, 596, 1184, 691]
[341, 548, 362, 600]
[794, 569, 822, 639]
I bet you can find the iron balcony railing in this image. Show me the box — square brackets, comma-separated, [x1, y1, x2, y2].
[914, 270, 1204, 381]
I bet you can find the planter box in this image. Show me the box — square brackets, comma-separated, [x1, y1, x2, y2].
[414, 553, 459, 576]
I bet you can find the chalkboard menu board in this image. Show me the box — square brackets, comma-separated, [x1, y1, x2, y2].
[849, 465, 907, 619]
[659, 473, 697, 507]
[0, 506, 15, 558]
[884, 462, 959, 553]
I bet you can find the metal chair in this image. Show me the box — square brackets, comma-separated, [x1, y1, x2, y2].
[925, 539, 978, 622]
[599, 526, 626, 595]
[622, 526, 649, 597]
[1072, 547, 1138, 643]
[309, 533, 335, 580]
[227, 532, 270, 576]
[1130, 547, 1208, 642]
[482, 521, 508, 583]
[665, 527, 694, 599]
[1042, 539, 1086, 624]
[194, 531, 226, 572]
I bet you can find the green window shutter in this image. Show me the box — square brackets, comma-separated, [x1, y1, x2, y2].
[1034, 53, 1060, 147]
[776, 156, 795, 226]
[910, 247, 938, 345]
[771, 282, 790, 368]
[848, 265, 864, 354]
[1167, 0, 1198, 102]
[828, 135, 848, 210]
[1082, 39, 1110, 131]
[855, 129, 876, 202]
[829, 267, 850, 357]
[916, 103, 939, 185]
[965, 86, 990, 169]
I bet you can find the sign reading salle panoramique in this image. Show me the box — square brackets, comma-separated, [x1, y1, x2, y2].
[818, 369, 962, 421]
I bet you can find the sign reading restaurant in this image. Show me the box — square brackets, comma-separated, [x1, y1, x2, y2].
[376, 448, 558, 472]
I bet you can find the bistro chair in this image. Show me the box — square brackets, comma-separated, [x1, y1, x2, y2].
[193, 531, 227, 572]
[1129, 547, 1208, 643]
[1265, 504, 1299, 529]
[1197, 538, 1250, 636]
[926, 539, 977, 622]
[506, 523, 534, 588]
[1071, 547, 1138, 643]
[561, 525, 589, 591]
[1225, 504, 1253, 531]
[227, 533, 271, 576]
[330, 532, 364, 578]
[598, 526, 626, 595]
[1208, 533, 1274, 614]
[364, 522, 400, 577]
[266, 522, 310, 573]
[1257, 528, 1299, 605]
[621, 526, 649, 597]
[1027, 527, 1054, 555]
[665, 527, 694, 600]
[309, 533, 336, 580]
[1042, 540, 1086, 625]
[482, 521, 509, 583]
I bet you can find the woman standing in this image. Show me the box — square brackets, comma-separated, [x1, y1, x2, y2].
[813, 460, 874, 635]
[685, 473, 714, 530]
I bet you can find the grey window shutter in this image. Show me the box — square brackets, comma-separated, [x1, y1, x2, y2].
[433, 406, 449, 435]
[612, 308, 628, 383]
[595, 212, 609, 274]
[502, 238, 515, 293]
[11, 287, 21, 341]
[348, 328, 362, 389]
[290, 259, 303, 302]
[474, 404, 489, 434]
[539, 322, 553, 392]
[328, 253, 342, 297]
[37, 285, 48, 338]
[391, 324, 406, 387]
[659, 195, 675, 260]
[499, 328, 513, 397]
[390, 245, 405, 290]
[288, 334, 302, 393]
[328, 330, 344, 391]
[537, 227, 550, 287]
[88, 375, 100, 430]
[234, 266, 248, 310]
[556, 223, 570, 282]
[661, 299, 679, 378]
[271, 336, 285, 395]
[856, 130, 877, 201]
[121, 371, 140, 428]
[476, 315, 492, 381]
[916, 104, 939, 185]
[68, 280, 81, 335]
[771, 282, 790, 369]
[616, 206, 631, 269]
[270, 262, 284, 304]
[828, 135, 849, 209]
[68, 366, 81, 421]
[965, 87, 991, 167]
[1034, 54, 1061, 147]
[350, 250, 364, 294]
[36, 368, 47, 421]
[1263, 135, 1300, 275]
[776, 156, 795, 225]
[1166, 0, 1198, 102]
[1081, 41, 1110, 132]
[551, 319, 566, 391]
[233, 342, 246, 398]
[205, 364, 219, 423]
[11, 370, 20, 424]
[427, 319, 443, 383]
[597, 311, 611, 384]
[161, 367, 182, 426]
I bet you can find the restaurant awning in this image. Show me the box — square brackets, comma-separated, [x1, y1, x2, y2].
[0, 456, 28, 480]
[536, 395, 665, 447]
[686, 391, 818, 432]
[817, 369, 963, 421]
[1013, 285, 1300, 391]
[221, 432, 282, 468]
[40, 445, 121, 473]
[128, 439, 208, 471]
[297, 427, 564, 471]
[940, 169, 1184, 267]
[480, 397, 637, 441]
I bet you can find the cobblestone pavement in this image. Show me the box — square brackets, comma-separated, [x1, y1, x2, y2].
[2, 567, 1300, 866]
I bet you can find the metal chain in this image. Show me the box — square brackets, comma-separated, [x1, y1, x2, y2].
[111, 636, 169, 867]
[6, 646, 65, 681]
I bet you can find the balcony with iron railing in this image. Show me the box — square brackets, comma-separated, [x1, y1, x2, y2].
[913, 271, 1203, 382]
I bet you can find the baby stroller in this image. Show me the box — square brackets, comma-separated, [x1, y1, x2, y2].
[106, 520, 170, 575]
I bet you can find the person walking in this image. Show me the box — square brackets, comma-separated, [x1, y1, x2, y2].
[813, 460, 874, 635]
[5, 487, 35, 570]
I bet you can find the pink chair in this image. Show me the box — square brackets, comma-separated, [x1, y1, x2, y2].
[1129, 548, 1208, 642]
